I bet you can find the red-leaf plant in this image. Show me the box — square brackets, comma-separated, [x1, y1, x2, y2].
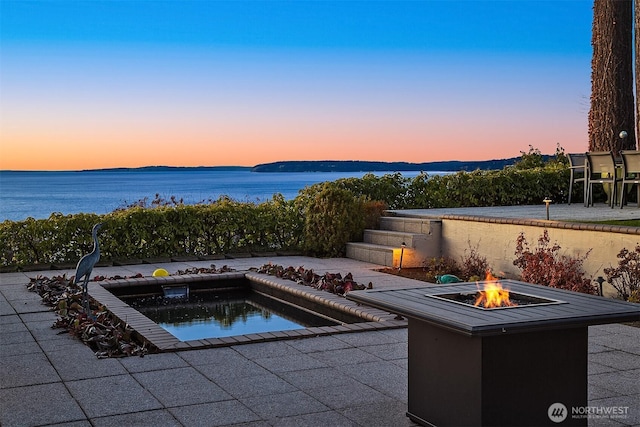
[604, 246, 640, 302]
[513, 230, 597, 295]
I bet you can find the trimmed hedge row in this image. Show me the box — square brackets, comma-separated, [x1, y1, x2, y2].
[1, 164, 578, 269]
[308, 165, 571, 209]
[1, 195, 304, 268]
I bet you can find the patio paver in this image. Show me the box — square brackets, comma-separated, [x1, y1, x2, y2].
[1, 246, 639, 426]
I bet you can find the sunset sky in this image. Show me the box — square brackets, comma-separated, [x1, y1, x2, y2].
[1, 1, 593, 171]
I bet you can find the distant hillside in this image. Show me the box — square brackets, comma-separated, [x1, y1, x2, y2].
[251, 158, 531, 173]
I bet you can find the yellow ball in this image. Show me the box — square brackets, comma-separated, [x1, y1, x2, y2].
[152, 268, 170, 277]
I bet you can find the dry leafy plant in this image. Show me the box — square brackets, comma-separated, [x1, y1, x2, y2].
[604, 246, 640, 302]
[513, 230, 596, 295]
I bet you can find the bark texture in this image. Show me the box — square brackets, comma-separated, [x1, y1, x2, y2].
[589, 0, 636, 154]
[636, 0, 640, 143]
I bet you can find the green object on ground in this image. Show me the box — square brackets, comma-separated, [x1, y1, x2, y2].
[436, 274, 461, 284]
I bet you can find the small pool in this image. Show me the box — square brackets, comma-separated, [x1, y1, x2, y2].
[91, 272, 405, 351]
[122, 290, 337, 341]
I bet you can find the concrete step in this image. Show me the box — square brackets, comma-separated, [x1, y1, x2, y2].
[379, 216, 441, 234]
[363, 229, 422, 248]
[346, 215, 443, 268]
[346, 242, 396, 267]
[346, 242, 423, 268]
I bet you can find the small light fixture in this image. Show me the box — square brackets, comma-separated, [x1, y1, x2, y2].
[543, 197, 552, 220]
[595, 276, 605, 296]
[398, 242, 406, 271]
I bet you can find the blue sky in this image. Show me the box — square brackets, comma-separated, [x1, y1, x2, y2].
[1, 1, 594, 170]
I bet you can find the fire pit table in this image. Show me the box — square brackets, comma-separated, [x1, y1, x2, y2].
[347, 280, 640, 427]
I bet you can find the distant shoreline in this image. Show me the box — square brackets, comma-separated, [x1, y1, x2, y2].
[250, 159, 524, 173]
[1, 157, 532, 173]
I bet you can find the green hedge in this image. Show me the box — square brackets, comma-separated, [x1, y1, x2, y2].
[304, 165, 571, 209]
[405, 166, 570, 208]
[1, 163, 578, 268]
[297, 183, 368, 257]
[0, 195, 304, 268]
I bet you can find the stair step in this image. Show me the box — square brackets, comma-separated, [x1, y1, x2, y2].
[346, 215, 442, 268]
[363, 229, 422, 247]
[346, 242, 424, 268]
[379, 216, 441, 234]
[346, 242, 396, 267]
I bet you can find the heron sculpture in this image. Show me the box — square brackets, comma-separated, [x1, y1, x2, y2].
[74, 223, 103, 317]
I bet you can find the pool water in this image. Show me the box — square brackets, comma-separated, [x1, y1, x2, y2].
[123, 290, 337, 341]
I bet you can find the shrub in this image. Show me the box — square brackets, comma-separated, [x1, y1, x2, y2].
[0, 197, 306, 267]
[304, 172, 409, 209]
[298, 152, 571, 210]
[0, 213, 103, 267]
[422, 256, 461, 283]
[513, 230, 596, 294]
[403, 167, 569, 209]
[459, 243, 490, 281]
[297, 183, 367, 257]
[515, 143, 568, 169]
[514, 145, 546, 170]
[363, 200, 388, 230]
[603, 246, 640, 302]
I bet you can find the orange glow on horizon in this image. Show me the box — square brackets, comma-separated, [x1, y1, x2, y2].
[1, 46, 589, 171]
[1, 113, 587, 171]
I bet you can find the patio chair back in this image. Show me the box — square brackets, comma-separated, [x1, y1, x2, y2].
[620, 150, 640, 175]
[586, 151, 619, 208]
[567, 153, 587, 205]
[619, 150, 640, 208]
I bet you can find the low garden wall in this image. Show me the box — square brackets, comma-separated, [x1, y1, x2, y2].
[439, 216, 640, 298]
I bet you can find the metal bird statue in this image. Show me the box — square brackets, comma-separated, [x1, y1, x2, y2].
[74, 223, 103, 317]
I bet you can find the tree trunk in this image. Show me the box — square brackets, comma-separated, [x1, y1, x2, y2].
[636, 0, 640, 145]
[589, 0, 636, 154]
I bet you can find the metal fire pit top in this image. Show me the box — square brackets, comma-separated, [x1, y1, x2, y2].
[425, 289, 566, 310]
[346, 280, 640, 336]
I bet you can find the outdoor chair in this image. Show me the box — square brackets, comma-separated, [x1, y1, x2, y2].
[567, 153, 588, 206]
[619, 150, 640, 208]
[585, 151, 620, 208]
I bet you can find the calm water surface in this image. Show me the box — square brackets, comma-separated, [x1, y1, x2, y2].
[124, 288, 338, 342]
[0, 169, 427, 221]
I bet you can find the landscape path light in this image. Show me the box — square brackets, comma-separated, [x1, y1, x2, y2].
[596, 276, 605, 296]
[543, 197, 552, 220]
[398, 242, 406, 271]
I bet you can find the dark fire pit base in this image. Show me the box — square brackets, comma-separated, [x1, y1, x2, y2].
[407, 320, 587, 426]
[346, 281, 640, 427]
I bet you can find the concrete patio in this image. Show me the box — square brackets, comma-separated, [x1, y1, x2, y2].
[1, 253, 639, 427]
[390, 202, 640, 222]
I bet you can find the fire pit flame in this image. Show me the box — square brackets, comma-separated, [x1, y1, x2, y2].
[474, 272, 517, 309]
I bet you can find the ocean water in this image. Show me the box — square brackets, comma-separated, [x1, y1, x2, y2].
[0, 169, 427, 222]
